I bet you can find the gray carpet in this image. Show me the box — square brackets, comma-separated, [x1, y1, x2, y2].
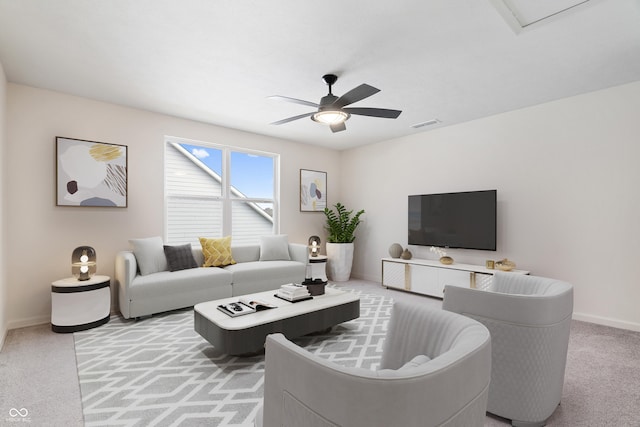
[4, 281, 638, 426]
[73, 288, 393, 426]
[72, 284, 640, 427]
[547, 321, 640, 426]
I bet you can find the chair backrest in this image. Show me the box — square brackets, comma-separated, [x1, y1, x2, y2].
[444, 273, 573, 326]
[258, 301, 491, 427]
[442, 273, 574, 425]
[493, 271, 572, 296]
[380, 300, 491, 371]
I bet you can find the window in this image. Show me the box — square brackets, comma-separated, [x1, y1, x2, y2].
[165, 137, 278, 245]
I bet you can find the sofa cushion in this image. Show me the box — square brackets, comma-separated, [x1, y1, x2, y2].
[199, 236, 237, 267]
[225, 260, 306, 296]
[229, 245, 260, 263]
[259, 235, 291, 261]
[129, 236, 168, 276]
[225, 260, 302, 283]
[164, 244, 198, 272]
[128, 267, 233, 310]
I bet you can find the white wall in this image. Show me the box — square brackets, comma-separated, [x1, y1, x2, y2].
[0, 61, 7, 347]
[5, 80, 640, 333]
[5, 84, 340, 329]
[342, 81, 640, 332]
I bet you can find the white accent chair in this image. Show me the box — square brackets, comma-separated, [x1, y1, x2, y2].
[443, 272, 574, 427]
[254, 300, 491, 427]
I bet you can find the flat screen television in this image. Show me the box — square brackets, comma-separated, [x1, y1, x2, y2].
[408, 190, 497, 251]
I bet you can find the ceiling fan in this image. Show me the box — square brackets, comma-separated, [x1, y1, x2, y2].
[269, 74, 402, 133]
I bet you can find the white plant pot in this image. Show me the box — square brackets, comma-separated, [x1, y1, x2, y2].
[326, 242, 354, 282]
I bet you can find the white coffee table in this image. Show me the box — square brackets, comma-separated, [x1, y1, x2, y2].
[194, 287, 360, 355]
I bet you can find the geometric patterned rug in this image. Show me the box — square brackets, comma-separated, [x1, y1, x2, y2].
[73, 288, 393, 426]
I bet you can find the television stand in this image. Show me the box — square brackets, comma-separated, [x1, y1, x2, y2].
[381, 257, 529, 299]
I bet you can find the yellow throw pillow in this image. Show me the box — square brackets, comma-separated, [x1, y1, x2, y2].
[199, 236, 236, 267]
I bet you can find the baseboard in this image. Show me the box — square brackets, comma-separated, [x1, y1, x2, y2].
[0, 326, 7, 352]
[7, 315, 51, 331]
[572, 312, 640, 332]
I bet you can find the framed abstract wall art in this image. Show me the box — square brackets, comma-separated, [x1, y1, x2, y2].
[300, 169, 327, 212]
[56, 137, 128, 207]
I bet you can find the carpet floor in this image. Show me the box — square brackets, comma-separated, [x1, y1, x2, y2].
[73, 287, 392, 426]
[2, 280, 639, 426]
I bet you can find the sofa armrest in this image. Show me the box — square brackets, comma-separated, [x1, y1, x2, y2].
[115, 251, 138, 319]
[288, 243, 308, 265]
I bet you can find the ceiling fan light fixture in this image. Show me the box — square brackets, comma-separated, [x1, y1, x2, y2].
[311, 110, 350, 125]
[271, 73, 401, 133]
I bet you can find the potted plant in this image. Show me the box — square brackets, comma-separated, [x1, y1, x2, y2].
[323, 203, 365, 281]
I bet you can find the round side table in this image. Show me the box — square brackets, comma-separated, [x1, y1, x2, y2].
[51, 275, 111, 333]
[308, 255, 328, 282]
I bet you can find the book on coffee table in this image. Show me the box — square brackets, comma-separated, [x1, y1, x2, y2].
[217, 302, 255, 317]
[238, 296, 277, 311]
[217, 297, 277, 317]
[275, 283, 312, 302]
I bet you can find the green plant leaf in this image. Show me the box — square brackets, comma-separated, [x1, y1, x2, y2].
[323, 203, 365, 243]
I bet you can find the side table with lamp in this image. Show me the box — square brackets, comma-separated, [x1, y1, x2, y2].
[51, 246, 111, 333]
[304, 236, 328, 295]
[308, 256, 328, 282]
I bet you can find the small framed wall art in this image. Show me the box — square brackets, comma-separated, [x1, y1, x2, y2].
[56, 136, 128, 207]
[300, 169, 327, 212]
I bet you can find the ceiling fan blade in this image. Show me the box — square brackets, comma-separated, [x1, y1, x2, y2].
[344, 107, 402, 119]
[268, 95, 319, 108]
[333, 84, 380, 108]
[270, 112, 314, 125]
[330, 122, 347, 133]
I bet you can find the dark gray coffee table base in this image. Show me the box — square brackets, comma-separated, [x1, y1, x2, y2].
[194, 299, 360, 355]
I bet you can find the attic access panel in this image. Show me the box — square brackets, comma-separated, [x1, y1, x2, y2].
[490, 0, 598, 31]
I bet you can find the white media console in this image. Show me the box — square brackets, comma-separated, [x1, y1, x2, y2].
[381, 257, 529, 299]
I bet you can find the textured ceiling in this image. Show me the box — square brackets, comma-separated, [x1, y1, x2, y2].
[1, 0, 639, 150]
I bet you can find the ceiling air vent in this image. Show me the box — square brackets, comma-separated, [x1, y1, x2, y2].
[411, 119, 441, 129]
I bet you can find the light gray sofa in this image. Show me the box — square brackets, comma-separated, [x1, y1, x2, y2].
[443, 272, 574, 427]
[255, 300, 492, 427]
[116, 243, 308, 319]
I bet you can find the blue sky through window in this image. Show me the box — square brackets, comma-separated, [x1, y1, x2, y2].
[180, 144, 274, 199]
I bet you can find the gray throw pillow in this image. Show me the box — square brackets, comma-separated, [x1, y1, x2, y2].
[129, 236, 168, 275]
[163, 244, 198, 272]
[259, 235, 291, 261]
